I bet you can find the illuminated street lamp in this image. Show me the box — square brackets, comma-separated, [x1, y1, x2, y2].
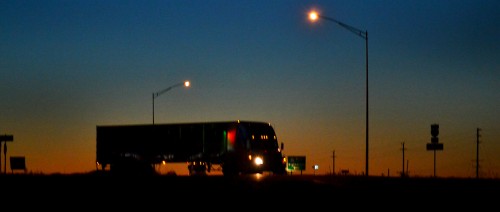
[152, 81, 190, 124]
[308, 10, 370, 176]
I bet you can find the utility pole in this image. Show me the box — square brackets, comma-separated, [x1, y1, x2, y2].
[476, 128, 481, 179]
[331, 150, 336, 175]
[401, 142, 407, 177]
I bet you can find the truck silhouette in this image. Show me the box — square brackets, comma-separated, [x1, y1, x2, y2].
[96, 120, 287, 176]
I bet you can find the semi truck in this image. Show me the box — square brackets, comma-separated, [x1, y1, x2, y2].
[96, 120, 287, 176]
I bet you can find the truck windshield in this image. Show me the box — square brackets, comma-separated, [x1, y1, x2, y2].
[243, 123, 279, 151]
[250, 134, 278, 150]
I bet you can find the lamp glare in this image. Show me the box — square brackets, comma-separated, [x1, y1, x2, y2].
[309, 11, 319, 21]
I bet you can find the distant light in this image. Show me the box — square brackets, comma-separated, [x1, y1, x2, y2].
[184, 81, 190, 87]
[314, 164, 319, 170]
[309, 11, 319, 21]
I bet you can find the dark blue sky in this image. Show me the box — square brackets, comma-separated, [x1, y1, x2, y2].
[1, 0, 498, 177]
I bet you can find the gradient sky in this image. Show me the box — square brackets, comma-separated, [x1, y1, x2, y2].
[1, 0, 498, 177]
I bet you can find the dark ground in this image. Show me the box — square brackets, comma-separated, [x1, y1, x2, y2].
[1, 172, 499, 209]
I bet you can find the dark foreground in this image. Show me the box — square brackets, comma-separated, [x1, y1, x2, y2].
[2, 172, 499, 209]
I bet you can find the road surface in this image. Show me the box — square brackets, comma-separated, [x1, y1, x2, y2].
[1, 172, 498, 209]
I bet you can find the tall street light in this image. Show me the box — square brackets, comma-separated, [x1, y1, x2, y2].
[152, 80, 190, 125]
[308, 10, 369, 176]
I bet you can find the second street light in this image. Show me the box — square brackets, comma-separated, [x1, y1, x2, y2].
[308, 10, 370, 176]
[152, 80, 190, 125]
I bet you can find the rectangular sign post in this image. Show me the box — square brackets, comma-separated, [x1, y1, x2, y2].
[0, 135, 13, 142]
[0, 134, 14, 174]
[287, 155, 306, 175]
[10, 156, 26, 173]
[426, 124, 442, 177]
[426, 143, 443, 150]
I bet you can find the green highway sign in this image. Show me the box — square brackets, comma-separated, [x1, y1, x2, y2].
[287, 155, 306, 171]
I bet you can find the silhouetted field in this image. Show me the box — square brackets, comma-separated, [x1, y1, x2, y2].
[2, 172, 498, 209]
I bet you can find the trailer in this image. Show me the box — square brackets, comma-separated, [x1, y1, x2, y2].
[96, 120, 287, 176]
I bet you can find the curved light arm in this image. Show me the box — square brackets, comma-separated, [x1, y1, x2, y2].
[318, 15, 367, 40]
[154, 81, 190, 99]
[309, 11, 367, 40]
[152, 80, 190, 124]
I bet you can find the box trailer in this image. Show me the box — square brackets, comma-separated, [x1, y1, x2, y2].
[96, 120, 286, 176]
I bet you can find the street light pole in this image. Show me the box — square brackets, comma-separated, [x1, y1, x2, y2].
[309, 11, 369, 176]
[152, 81, 190, 125]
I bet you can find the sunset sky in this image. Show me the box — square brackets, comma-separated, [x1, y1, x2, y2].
[1, 0, 498, 177]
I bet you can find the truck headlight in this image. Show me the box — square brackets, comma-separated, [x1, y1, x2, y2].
[254, 156, 263, 166]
